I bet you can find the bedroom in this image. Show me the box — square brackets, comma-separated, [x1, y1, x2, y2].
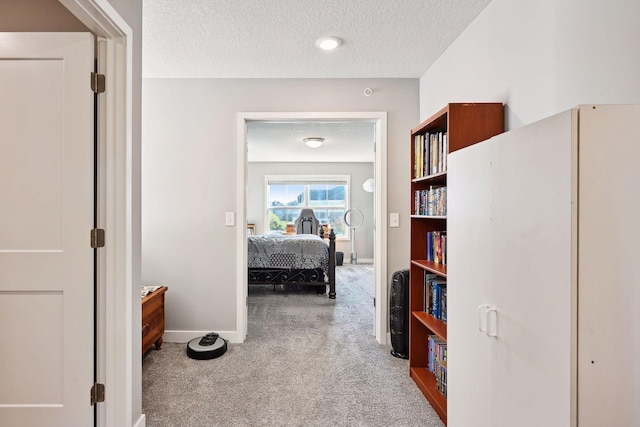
[2, 0, 639, 426]
[244, 119, 375, 316]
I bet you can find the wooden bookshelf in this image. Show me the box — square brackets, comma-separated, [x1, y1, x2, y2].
[409, 103, 503, 425]
[410, 367, 448, 425]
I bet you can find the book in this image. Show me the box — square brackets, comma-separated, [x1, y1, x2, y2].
[431, 133, 438, 174]
[423, 133, 429, 177]
[429, 279, 447, 320]
[414, 187, 447, 217]
[440, 286, 447, 323]
[427, 334, 448, 397]
[426, 231, 447, 265]
[442, 133, 448, 172]
[423, 272, 438, 311]
[416, 131, 448, 177]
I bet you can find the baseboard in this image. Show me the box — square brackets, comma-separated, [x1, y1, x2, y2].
[133, 414, 145, 427]
[164, 330, 241, 344]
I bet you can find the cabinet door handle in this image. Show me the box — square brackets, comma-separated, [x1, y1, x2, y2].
[485, 307, 498, 337]
[478, 304, 489, 332]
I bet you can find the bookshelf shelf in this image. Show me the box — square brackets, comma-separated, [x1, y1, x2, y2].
[413, 311, 447, 340]
[409, 103, 503, 425]
[411, 260, 447, 277]
[410, 367, 447, 425]
[412, 171, 447, 185]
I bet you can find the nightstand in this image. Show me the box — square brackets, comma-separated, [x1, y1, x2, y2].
[141, 286, 168, 354]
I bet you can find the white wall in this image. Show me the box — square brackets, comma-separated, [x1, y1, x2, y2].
[0, 0, 88, 30]
[247, 162, 375, 260]
[142, 78, 418, 337]
[420, 0, 640, 128]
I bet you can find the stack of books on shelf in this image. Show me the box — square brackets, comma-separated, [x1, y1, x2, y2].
[426, 231, 447, 265]
[414, 186, 447, 216]
[423, 273, 447, 323]
[414, 131, 448, 178]
[428, 334, 448, 397]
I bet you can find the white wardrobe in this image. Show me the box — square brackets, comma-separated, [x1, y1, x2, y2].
[447, 105, 640, 427]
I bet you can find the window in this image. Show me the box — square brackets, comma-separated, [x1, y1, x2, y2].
[265, 175, 350, 238]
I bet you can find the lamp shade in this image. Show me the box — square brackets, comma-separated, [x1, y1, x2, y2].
[362, 178, 374, 193]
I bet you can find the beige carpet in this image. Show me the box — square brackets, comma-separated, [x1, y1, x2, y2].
[142, 264, 444, 427]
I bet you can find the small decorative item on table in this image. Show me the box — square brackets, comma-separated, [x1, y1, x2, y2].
[141, 285, 161, 298]
[285, 223, 296, 234]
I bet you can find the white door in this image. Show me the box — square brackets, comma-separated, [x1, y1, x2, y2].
[449, 110, 578, 427]
[447, 141, 494, 427]
[578, 105, 640, 426]
[488, 110, 576, 427]
[0, 33, 95, 426]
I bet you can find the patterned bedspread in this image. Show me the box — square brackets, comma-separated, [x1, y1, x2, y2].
[247, 234, 329, 273]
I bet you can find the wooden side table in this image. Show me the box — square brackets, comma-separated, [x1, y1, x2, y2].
[142, 286, 168, 354]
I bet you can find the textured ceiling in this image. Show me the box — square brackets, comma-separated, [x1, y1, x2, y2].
[142, 0, 492, 79]
[247, 121, 375, 163]
[143, 0, 492, 162]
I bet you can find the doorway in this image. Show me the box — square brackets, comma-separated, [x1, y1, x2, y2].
[56, 1, 134, 426]
[236, 112, 388, 344]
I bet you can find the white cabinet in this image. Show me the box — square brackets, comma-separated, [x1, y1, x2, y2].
[446, 140, 494, 424]
[447, 105, 640, 427]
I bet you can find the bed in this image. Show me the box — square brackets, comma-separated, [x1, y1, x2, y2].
[247, 228, 336, 298]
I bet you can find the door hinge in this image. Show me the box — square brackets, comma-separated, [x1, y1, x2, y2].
[373, 297, 376, 307]
[90, 383, 105, 405]
[91, 72, 105, 94]
[91, 228, 105, 248]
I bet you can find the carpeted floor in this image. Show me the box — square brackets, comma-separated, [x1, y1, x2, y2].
[142, 264, 444, 427]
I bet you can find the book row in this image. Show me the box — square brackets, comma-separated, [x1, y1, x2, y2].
[426, 231, 447, 265]
[414, 186, 447, 216]
[414, 131, 448, 179]
[428, 334, 448, 398]
[424, 273, 447, 323]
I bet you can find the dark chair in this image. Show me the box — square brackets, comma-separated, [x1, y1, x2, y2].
[294, 208, 320, 235]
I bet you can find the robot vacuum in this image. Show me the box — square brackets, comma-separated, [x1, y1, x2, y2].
[187, 332, 227, 360]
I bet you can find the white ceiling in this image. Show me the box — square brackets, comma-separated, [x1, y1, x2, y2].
[247, 121, 375, 163]
[143, 0, 492, 162]
[142, 0, 492, 79]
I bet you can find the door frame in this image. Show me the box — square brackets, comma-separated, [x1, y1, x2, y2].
[236, 112, 388, 344]
[58, 1, 134, 426]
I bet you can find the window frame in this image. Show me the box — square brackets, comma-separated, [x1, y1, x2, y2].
[264, 174, 351, 239]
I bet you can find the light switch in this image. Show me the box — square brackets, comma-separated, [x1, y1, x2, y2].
[390, 213, 400, 227]
[225, 212, 235, 226]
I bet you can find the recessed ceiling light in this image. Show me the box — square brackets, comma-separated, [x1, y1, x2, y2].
[315, 36, 342, 51]
[303, 137, 325, 148]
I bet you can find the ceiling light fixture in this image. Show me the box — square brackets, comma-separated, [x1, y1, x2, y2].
[315, 36, 342, 50]
[303, 137, 325, 148]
